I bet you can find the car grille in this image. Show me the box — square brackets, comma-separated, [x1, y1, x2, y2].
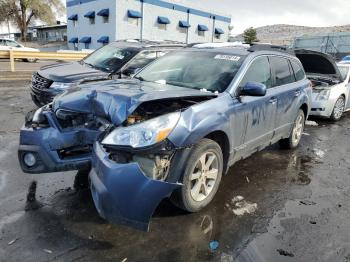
[31, 73, 52, 90]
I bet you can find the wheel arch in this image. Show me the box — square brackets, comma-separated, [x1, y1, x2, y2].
[204, 130, 230, 174]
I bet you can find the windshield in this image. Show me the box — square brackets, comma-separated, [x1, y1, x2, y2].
[135, 51, 245, 92]
[83, 44, 138, 72]
[338, 66, 349, 80]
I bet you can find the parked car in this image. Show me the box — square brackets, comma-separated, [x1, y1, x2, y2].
[0, 38, 39, 62]
[339, 55, 350, 64]
[18, 45, 312, 230]
[30, 40, 184, 107]
[294, 50, 350, 120]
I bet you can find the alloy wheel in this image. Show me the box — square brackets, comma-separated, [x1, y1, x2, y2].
[190, 152, 219, 202]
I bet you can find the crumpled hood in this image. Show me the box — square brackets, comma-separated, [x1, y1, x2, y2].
[294, 49, 343, 81]
[38, 61, 109, 83]
[52, 79, 217, 125]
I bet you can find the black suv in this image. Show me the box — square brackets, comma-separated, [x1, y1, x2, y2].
[30, 40, 184, 107]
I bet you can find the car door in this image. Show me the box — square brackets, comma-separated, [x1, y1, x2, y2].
[269, 56, 301, 141]
[232, 56, 277, 160]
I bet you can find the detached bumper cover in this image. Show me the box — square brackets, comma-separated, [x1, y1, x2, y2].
[90, 142, 181, 231]
[18, 111, 99, 173]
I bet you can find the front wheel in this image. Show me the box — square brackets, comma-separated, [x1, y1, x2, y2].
[171, 138, 223, 212]
[330, 96, 345, 121]
[279, 109, 305, 149]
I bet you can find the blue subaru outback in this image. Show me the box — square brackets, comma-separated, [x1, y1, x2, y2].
[19, 45, 311, 230]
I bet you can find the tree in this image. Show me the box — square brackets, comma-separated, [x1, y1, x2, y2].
[243, 27, 258, 44]
[0, 0, 64, 41]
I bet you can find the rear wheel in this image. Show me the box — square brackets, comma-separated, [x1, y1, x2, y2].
[279, 109, 305, 149]
[330, 96, 345, 121]
[171, 139, 223, 212]
[24, 58, 38, 63]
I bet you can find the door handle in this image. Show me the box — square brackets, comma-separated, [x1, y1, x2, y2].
[269, 97, 277, 104]
[295, 90, 301, 97]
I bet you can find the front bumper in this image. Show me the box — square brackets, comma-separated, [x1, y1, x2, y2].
[18, 111, 99, 173]
[309, 93, 335, 117]
[90, 142, 181, 231]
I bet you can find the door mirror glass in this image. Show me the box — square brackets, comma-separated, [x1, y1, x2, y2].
[240, 82, 266, 96]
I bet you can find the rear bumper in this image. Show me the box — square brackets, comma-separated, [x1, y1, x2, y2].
[90, 142, 180, 231]
[18, 111, 99, 173]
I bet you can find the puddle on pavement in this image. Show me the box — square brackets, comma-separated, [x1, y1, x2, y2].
[6, 145, 321, 261]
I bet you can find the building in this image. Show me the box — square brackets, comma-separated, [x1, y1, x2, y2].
[31, 23, 67, 44]
[66, 0, 231, 50]
[292, 32, 350, 60]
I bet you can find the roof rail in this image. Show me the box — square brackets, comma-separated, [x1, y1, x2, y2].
[248, 43, 293, 54]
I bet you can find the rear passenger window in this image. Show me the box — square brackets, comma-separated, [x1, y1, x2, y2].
[269, 56, 295, 86]
[291, 60, 305, 81]
[239, 56, 272, 89]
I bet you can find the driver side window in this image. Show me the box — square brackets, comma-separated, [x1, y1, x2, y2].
[239, 56, 272, 89]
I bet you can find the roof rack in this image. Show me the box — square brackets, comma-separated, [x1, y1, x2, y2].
[247, 43, 293, 54]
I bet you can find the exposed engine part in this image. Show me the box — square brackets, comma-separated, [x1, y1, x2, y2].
[124, 97, 213, 126]
[308, 76, 338, 87]
[133, 155, 172, 181]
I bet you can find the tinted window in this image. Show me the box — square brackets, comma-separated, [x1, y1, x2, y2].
[83, 45, 138, 73]
[270, 56, 295, 86]
[239, 56, 272, 89]
[291, 59, 305, 81]
[124, 51, 157, 71]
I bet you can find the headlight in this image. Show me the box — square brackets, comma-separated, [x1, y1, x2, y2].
[315, 90, 330, 101]
[50, 82, 74, 90]
[102, 112, 181, 148]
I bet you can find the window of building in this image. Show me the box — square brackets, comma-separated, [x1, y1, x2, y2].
[84, 43, 90, 49]
[73, 20, 77, 27]
[128, 17, 139, 26]
[198, 31, 205, 36]
[215, 34, 221, 39]
[269, 56, 295, 86]
[178, 27, 187, 34]
[89, 17, 95, 24]
[239, 56, 272, 89]
[103, 16, 109, 23]
[158, 24, 167, 30]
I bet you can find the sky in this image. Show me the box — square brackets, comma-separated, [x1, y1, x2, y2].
[196, 0, 350, 35]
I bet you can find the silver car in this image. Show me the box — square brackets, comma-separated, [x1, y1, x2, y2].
[295, 50, 350, 121]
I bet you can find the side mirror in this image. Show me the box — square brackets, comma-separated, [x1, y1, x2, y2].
[240, 82, 267, 96]
[16, 45, 22, 48]
[122, 67, 141, 76]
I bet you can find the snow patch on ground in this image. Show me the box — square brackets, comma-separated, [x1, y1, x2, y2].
[306, 120, 319, 126]
[231, 196, 258, 216]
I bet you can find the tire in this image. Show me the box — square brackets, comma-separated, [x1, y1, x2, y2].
[330, 96, 345, 121]
[171, 138, 223, 212]
[279, 109, 305, 149]
[24, 58, 38, 63]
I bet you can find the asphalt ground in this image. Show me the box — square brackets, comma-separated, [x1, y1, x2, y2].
[0, 80, 350, 262]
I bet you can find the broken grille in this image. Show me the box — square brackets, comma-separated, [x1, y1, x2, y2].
[31, 73, 52, 90]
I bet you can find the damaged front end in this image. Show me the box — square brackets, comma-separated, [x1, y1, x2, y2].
[18, 103, 110, 173]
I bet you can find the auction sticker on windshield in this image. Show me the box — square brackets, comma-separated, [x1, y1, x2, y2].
[214, 54, 241, 61]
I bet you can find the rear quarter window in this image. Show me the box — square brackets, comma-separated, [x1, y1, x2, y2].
[269, 56, 295, 86]
[291, 59, 306, 81]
